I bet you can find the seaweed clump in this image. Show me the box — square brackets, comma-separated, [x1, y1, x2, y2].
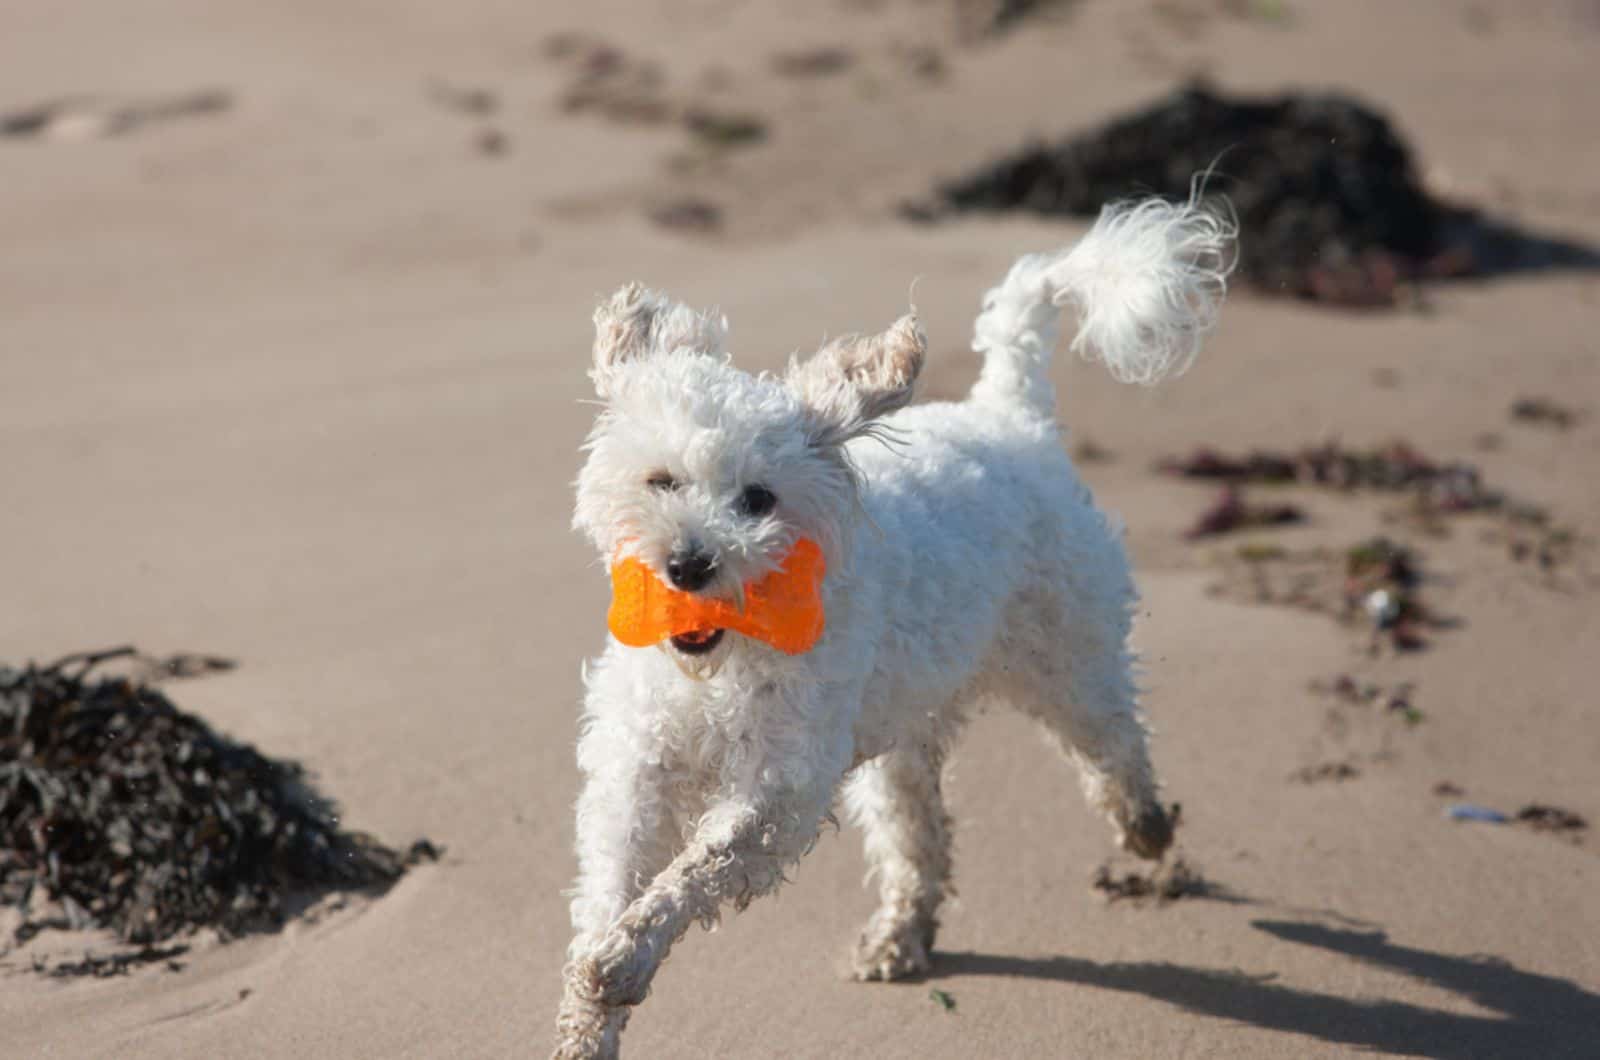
[906, 84, 1599, 304]
[1, 648, 437, 949]
[1159, 440, 1513, 515]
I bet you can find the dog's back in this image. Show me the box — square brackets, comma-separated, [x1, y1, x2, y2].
[842, 195, 1234, 706]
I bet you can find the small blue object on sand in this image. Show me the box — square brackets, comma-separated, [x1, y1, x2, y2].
[1447, 803, 1508, 824]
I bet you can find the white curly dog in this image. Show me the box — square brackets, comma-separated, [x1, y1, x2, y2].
[555, 194, 1236, 1058]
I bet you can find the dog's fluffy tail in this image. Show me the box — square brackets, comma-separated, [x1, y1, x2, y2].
[969, 192, 1237, 416]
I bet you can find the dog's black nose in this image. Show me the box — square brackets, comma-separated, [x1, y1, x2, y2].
[666, 551, 716, 592]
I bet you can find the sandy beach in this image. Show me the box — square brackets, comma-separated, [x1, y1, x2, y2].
[3, 1, 1597, 1056]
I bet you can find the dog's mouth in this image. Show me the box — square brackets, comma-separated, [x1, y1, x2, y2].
[670, 629, 725, 655]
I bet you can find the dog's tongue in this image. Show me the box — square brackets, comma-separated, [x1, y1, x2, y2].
[674, 628, 719, 646]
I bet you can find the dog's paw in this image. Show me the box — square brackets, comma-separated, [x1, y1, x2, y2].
[1119, 803, 1176, 861]
[851, 914, 936, 982]
[553, 991, 626, 1060]
[551, 1025, 618, 1060]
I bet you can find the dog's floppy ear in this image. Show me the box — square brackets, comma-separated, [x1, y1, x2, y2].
[786, 313, 925, 445]
[591, 283, 727, 396]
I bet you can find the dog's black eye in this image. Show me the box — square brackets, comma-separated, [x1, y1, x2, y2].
[736, 484, 777, 518]
[646, 472, 680, 492]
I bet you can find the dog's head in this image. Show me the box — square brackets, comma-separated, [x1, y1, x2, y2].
[574, 283, 924, 670]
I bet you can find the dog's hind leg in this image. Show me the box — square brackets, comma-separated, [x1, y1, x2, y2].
[844, 742, 954, 981]
[998, 588, 1174, 860]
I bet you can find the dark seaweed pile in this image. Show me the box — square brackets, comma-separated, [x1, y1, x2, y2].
[906, 84, 1529, 303]
[1, 648, 437, 947]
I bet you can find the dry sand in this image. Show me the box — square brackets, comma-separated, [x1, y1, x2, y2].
[3, 1, 1598, 1056]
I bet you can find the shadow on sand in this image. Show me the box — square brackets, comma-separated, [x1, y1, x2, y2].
[934, 919, 1600, 1059]
[1444, 210, 1600, 282]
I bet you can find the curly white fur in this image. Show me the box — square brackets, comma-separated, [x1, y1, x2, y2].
[974, 193, 1235, 402]
[554, 195, 1236, 1059]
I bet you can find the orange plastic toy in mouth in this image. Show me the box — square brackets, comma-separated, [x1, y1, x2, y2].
[607, 538, 826, 656]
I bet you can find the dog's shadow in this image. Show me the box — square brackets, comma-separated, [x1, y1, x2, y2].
[932, 918, 1600, 1058]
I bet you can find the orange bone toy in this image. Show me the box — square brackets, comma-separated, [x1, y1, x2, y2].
[607, 538, 826, 655]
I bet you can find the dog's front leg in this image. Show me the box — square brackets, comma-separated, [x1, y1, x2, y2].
[554, 715, 682, 1060]
[575, 781, 835, 1014]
